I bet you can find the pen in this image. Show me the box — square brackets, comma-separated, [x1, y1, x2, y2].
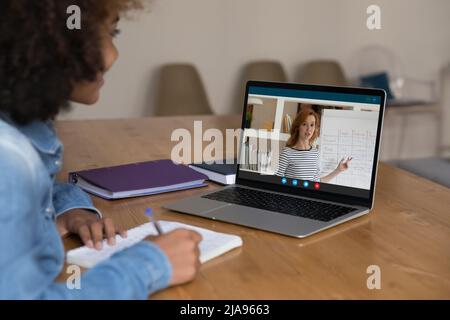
[145, 208, 163, 235]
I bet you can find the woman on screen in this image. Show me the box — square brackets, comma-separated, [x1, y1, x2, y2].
[276, 109, 352, 182]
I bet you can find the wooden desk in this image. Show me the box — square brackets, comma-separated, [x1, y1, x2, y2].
[56, 115, 450, 299]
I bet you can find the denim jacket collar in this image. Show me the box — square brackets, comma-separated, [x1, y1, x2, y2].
[0, 112, 61, 155]
[19, 120, 61, 155]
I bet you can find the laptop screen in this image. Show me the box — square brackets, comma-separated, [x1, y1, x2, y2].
[237, 82, 385, 206]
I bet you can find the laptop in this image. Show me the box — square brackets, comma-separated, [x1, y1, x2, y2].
[165, 81, 386, 238]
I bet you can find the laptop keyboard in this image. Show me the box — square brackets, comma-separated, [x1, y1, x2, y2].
[202, 187, 356, 222]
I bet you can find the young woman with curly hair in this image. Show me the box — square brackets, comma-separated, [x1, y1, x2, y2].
[0, 0, 201, 299]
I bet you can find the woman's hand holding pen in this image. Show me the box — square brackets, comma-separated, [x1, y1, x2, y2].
[319, 156, 353, 183]
[337, 156, 353, 172]
[149, 229, 203, 286]
[143, 208, 202, 286]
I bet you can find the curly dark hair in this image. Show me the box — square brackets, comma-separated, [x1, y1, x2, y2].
[0, 0, 143, 125]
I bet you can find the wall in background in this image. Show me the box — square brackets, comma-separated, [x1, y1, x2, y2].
[59, 0, 450, 120]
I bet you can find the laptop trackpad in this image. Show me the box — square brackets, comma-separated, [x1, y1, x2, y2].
[165, 197, 231, 215]
[207, 204, 323, 237]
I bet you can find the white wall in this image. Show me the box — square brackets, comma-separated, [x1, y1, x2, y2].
[59, 0, 450, 120]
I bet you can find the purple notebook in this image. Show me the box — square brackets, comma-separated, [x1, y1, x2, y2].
[69, 159, 208, 199]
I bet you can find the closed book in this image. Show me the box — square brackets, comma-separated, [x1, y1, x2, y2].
[69, 159, 208, 199]
[189, 160, 237, 185]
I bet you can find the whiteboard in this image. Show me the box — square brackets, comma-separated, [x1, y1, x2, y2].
[319, 109, 379, 190]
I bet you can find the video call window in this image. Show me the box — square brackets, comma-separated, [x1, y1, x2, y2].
[240, 93, 380, 191]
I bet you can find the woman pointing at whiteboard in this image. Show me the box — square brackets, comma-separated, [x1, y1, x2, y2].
[276, 109, 352, 182]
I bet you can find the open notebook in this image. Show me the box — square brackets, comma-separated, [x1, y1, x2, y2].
[66, 221, 243, 268]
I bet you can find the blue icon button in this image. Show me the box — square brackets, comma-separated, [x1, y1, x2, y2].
[292, 179, 298, 186]
[281, 177, 287, 184]
[303, 181, 309, 188]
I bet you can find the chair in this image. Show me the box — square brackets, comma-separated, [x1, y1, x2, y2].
[230, 61, 288, 114]
[155, 64, 213, 116]
[243, 60, 288, 82]
[297, 60, 348, 86]
[388, 64, 450, 187]
[440, 63, 450, 157]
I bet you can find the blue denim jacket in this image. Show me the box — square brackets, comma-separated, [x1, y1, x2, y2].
[0, 114, 172, 299]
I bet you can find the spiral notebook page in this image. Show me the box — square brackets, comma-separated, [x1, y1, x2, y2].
[66, 221, 243, 268]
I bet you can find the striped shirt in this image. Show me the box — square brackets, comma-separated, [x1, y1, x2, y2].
[276, 146, 320, 181]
